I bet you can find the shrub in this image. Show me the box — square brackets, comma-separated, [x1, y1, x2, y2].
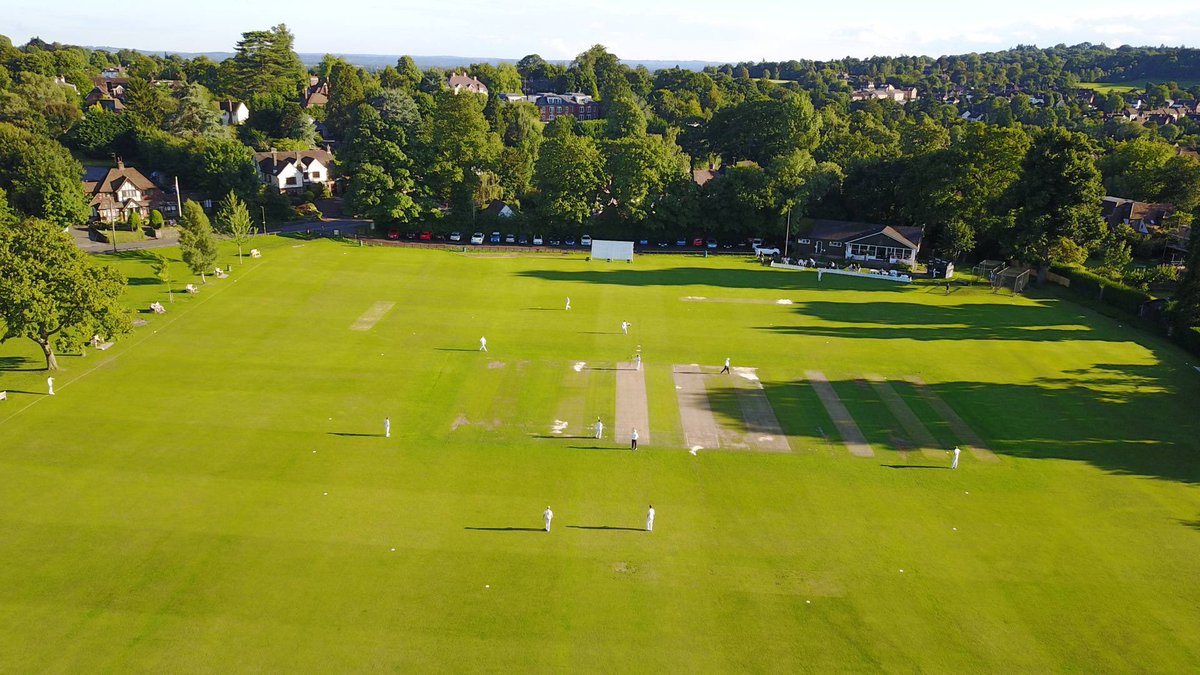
[293, 203, 321, 219]
[1124, 265, 1179, 290]
[1050, 263, 1155, 315]
[149, 209, 164, 229]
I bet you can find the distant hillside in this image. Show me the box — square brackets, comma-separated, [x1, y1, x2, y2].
[86, 46, 720, 72]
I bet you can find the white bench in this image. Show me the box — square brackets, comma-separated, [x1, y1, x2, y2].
[185, 284, 198, 294]
[250, 249, 262, 258]
[0, 391, 7, 401]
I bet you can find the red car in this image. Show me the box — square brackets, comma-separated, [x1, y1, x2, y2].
[419, 231, 433, 241]
[387, 229, 401, 240]
[691, 237, 704, 247]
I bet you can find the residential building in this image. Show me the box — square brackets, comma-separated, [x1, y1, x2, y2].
[303, 76, 329, 108]
[794, 219, 924, 264]
[447, 72, 488, 95]
[254, 149, 335, 194]
[81, 160, 166, 223]
[544, 93, 598, 121]
[851, 83, 919, 103]
[218, 101, 250, 126]
[1101, 197, 1176, 235]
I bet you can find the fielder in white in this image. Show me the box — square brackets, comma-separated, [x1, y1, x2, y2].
[565, 297, 571, 310]
[634, 354, 641, 371]
[47, 377, 54, 396]
[951, 446, 961, 469]
[621, 321, 630, 335]
[479, 336, 487, 351]
[594, 417, 604, 439]
[646, 505, 655, 532]
[631, 428, 639, 451]
[385, 417, 391, 438]
[543, 506, 553, 532]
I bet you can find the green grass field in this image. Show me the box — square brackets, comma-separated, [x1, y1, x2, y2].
[1079, 78, 1200, 94]
[2, 237, 1199, 672]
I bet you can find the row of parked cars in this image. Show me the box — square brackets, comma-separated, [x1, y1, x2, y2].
[387, 229, 776, 252]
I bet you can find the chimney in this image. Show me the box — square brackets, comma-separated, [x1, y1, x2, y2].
[271, 149, 277, 162]
[116, 156, 124, 170]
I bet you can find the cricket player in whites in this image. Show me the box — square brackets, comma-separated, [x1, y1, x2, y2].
[951, 446, 961, 469]
[543, 506, 554, 532]
[646, 505, 655, 532]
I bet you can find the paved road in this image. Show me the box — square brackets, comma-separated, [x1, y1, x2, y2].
[74, 219, 372, 255]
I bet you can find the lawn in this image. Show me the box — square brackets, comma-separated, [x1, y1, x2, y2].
[1079, 78, 1200, 94]
[1, 238, 1199, 672]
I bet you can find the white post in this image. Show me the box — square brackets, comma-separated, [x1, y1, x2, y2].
[174, 176, 182, 219]
[784, 209, 791, 259]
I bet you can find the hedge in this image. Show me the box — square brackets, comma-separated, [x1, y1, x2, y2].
[1049, 264, 1155, 316]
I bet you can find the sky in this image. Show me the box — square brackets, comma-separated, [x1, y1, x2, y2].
[7, 0, 1199, 63]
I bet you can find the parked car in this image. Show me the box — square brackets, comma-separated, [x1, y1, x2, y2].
[419, 231, 433, 241]
[505, 233, 516, 244]
[565, 238, 576, 246]
[657, 241, 670, 248]
[753, 244, 780, 256]
[387, 229, 401, 240]
[638, 239, 649, 246]
[706, 238, 718, 249]
[449, 232, 462, 242]
[581, 234, 592, 246]
[518, 234, 529, 245]
[470, 232, 485, 244]
[489, 231, 501, 243]
[675, 238, 687, 246]
[549, 237, 561, 246]
[533, 234, 544, 245]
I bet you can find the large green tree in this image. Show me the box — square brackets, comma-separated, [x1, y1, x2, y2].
[534, 120, 605, 226]
[325, 61, 366, 140]
[216, 191, 255, 260]
[706, 94, 821, 165]
[0, 219, 131, 370]
[1005, 128, 1106, 282]
[178, 200, 219, 282]
[0, 122, 90, 226]
[228, 24, 306, 100]
[424, 89, 502, 219]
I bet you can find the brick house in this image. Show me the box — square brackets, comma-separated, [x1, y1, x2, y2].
[794, 219, 924, 264]
[501, 92, 600, 122]
[81, 160, 167, 223]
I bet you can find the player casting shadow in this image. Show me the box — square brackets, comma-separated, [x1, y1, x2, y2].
[0, 390, 47, 396]
[577, 331, 618, 335]
[881, 464, 950, 470]
[530, 434, 593, 439]
[523, 307, 561, 311]
[463, 526, 545, 532]
[434, 347, 481, 352]
[567, 525, 644, 532]
[567, 445, 619, 451]
[327, 432, 384, 438]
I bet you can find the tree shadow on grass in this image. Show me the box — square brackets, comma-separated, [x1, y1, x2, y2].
[126, 276, 161, 286]
[881, 464, 950, 470]
[705, 364, 1200, 485]
[516, 267, 907, 292]
[761, 299, 1108, 342]
[0, 356, 40, 372]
